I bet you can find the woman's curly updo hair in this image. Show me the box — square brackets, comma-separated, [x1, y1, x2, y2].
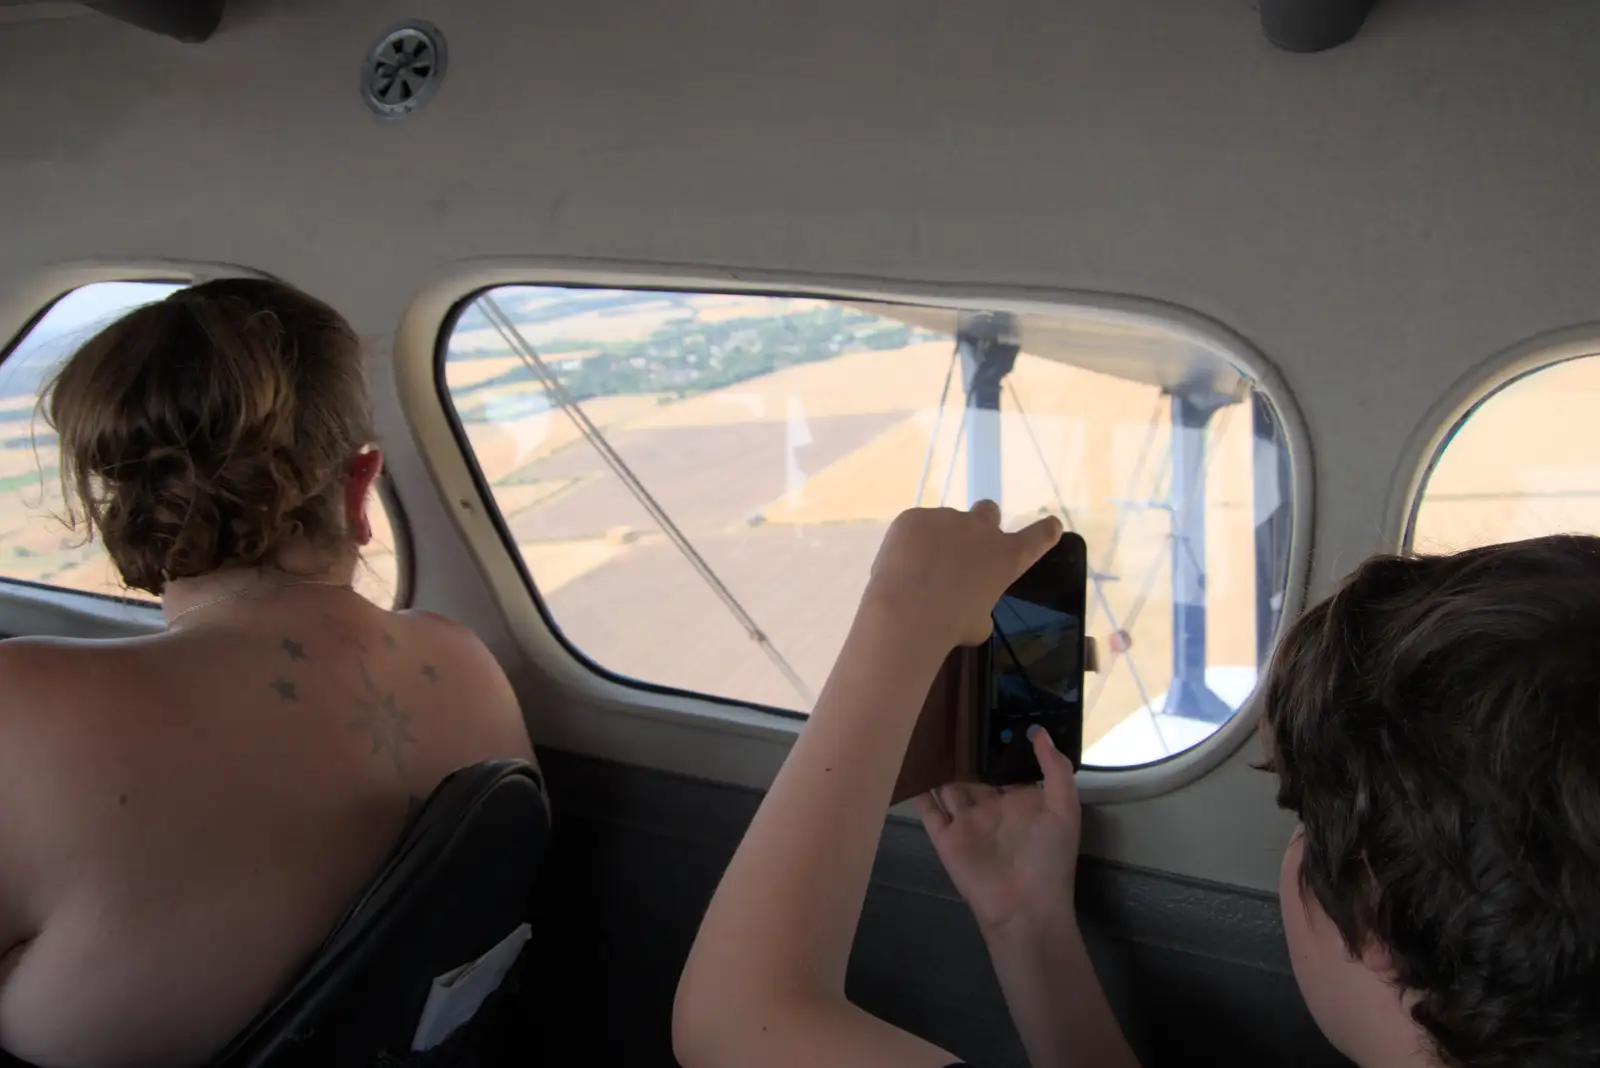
[44, 278, 375, 596]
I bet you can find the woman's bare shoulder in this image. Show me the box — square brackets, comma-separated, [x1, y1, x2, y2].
[387, 609, 536, 756]
[0, 634, 155, 700]
[394, 607, 477, 636]
[392, 609, 508, 673]
[0, 632, 152, 656]
[0, 638, 151, 858]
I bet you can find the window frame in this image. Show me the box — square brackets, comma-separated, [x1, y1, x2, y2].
[368, 473, 416, 611]
[0, 261, 414, 622]
[1392, 325, 1600, 554]
[402, 260, 1315, 802]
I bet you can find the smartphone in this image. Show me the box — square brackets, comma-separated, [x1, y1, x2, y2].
[977, 531, 1088, 784]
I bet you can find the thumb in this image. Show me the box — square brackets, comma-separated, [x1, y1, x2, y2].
[1030, 724, 1077, 815]
[1009, 515, 1064, 575]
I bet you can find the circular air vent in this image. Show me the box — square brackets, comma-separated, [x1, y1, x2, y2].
[360, 20, 447, 119]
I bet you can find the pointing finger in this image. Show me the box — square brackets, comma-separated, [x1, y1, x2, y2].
[970, 499, 1002, 527]
[1030, 724, 1078, 817]
[1010, 515, 1065, 572]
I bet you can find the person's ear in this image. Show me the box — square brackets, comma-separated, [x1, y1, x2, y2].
[345, 449, 384, 546]
[1357, 935, 1395, 977]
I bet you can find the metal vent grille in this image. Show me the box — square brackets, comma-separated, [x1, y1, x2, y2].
[361, 19, 446, 119]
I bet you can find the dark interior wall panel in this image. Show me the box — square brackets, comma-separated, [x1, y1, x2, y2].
[83, 0, 226, 42]
[536, 747, 1349, 1067]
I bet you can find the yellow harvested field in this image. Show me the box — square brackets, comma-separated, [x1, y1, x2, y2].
[695, 299, 807, 323]
[42, 552, 136, 601]
[758, 353, 1239, 530]
[487, 478, 580, 517]
[518, 537, 634, 594]
[0, 496, 78, 556]
[0, 449, 50, 482]
[450, 299, 689, 354]
[446, 355, 525, 390]
[461, 394, 663, 484]
[451, 335, 1272, 737]
[446, 352, 603, 392]
[480, 337, 1268, 742]
[762, 413, 960, 524]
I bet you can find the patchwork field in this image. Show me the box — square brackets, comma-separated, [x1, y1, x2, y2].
[440, 329, 1266, 753]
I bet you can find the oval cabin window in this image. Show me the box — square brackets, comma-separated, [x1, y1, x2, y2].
[442, 285, 1299, 768]
[1412, 355, 1600, 554]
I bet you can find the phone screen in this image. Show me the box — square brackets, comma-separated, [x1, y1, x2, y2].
[979, 532, 1087, 784]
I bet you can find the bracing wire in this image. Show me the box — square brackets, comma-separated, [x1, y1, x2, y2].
[938, 404, 969, 507]
[1090, 394, 1166, 621]
[1092, 395, 1241, 753]
[1005, 379, 1156, 717]
[913, 342, 961, 507]
[477, 294, 817, 708]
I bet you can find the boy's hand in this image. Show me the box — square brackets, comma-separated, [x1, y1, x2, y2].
[865, 502, 1063, 650]
[917, 726, 1081, 935]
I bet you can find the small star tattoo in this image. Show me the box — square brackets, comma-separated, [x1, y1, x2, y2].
[421, 664, 439, 683]
[281, 638, 308, 662]
[270, 678, 299, 702]
[382, 631, 397, 651]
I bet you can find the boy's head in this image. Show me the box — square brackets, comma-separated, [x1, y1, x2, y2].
[1263, 536, 1600, 1068]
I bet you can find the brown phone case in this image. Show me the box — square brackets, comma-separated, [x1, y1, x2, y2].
[891, 646, 982, 805]
[891, 637, 1098, 805]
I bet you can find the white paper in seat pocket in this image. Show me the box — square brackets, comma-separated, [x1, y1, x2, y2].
[410, 922, 532, 1052]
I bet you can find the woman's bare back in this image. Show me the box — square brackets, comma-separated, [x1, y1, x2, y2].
[0, 592, 536, 1068]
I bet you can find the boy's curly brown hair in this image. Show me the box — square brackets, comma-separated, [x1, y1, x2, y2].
[1263, 535, 1600, 1068]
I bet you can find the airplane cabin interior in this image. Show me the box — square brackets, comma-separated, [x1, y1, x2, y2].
[2, 0, 1597, 1065]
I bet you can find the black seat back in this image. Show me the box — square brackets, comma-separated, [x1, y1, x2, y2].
[209, 759, 551, 1068]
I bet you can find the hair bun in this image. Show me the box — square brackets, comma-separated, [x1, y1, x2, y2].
[45, 279, 375, 595]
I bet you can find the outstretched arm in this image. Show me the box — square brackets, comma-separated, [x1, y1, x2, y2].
[673, 504, 1062, 1068]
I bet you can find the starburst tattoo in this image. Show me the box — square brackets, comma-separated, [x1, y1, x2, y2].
[281, 637, 308, 662]
[347, 659, 417, 777]
[270, 678, 299, 702]
[421, 664, 439, 683]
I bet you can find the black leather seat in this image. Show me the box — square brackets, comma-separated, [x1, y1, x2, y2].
[208, 759, 552, 1068]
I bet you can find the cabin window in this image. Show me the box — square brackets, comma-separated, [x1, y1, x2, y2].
[0, 280, 405, 608]
[1412, 355, 1600, 553]
[442, 285, 1297, 768]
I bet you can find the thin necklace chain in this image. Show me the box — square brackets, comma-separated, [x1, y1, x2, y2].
[165, 578, 354, 626]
